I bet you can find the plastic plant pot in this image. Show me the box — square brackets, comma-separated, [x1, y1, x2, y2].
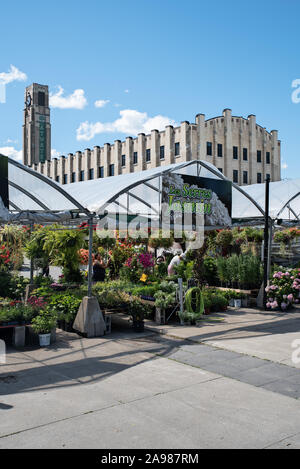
[39, 333, 51, 347]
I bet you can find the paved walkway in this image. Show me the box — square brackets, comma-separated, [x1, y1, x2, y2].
[145, 307, 300, 367]
[1, 312, 300, 448]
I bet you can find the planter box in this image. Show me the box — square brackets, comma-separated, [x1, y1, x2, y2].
[155, 307, 165, 325]
[132, 320, 144, 332]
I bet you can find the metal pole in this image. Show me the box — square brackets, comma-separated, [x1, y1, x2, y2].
[30, 223, 34, 284]
[263, 175, 270, 310]
[178, 278, 184, 324]
[87, 216, 94, 297]
[267, 221, 273, 281]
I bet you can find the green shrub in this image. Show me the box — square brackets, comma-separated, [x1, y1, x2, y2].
[48, 294, 82, 323]
[31, 309, 57, 334]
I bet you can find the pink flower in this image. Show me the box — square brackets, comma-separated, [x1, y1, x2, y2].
[287, 294, 294, 302]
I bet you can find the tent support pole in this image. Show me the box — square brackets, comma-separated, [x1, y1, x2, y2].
[267, 221, 273, 281]
[30, 223, 34, 284]
[87, 216, 94, 297]
[263, 175, 270, 310]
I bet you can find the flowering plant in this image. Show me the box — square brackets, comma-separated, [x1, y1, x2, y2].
[27, 295, 47, 309]
[78, 249, 94, 265]
[265, 267, 300, 311]
[0, 244, 11, 271]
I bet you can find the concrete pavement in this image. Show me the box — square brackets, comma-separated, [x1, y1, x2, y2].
[1, 312, 300, 448]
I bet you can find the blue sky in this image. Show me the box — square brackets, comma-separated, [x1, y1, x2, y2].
[0, 0, 299, 178]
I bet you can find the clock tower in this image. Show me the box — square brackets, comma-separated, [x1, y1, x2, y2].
[22, 83, 51, 166]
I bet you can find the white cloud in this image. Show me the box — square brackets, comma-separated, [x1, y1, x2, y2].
[0, 146, 22, 161]
[76, 109, 176, 141]
[94, 99, 110, 108]
[0, 65, 27, 85]
[5, 138, 18, 144]
[124, 89, 129, 93]
[282, 161, 288, 170]
[51, 149, 61, 159]
[49, 86, 87, 109]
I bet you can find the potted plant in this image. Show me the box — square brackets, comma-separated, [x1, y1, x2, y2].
[178, 310, 194, 325]
[31, 309, 57, 347]
[234, 297, 242, 308]
[129, 298, 146, 332]
[154, 290, 176, 325]
[241, 293, 249, 307]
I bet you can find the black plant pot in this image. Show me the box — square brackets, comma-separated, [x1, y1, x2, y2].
[132, 320, 144, 332]
[65, 322, 74, 333]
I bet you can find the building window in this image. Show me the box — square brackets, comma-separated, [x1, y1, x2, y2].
[243, 148, 248, 161]
[109, 164, 114, 176]
[257, 172, 262, 183]
[38, 91, 45, 106]
[80, 170, 84, 181]
[133, 152, 138, 164]
[146, 149, 151, 162]
[160, 145, 165, 160]
[266, 173, 271, 181]
[243, 171, 248, 184]
[217, 143, 223, 157]
[89, 168, 94, 180]
[121, 155, 126, 167]
[233, 170, 238, 183]
[71, 172, 76, 183]
[266, 152, 270, 164]
[257, 150, 262, 163]
[98, 166, 104, 178]
[175, 142, 180, 156]
[218, 168, 223, 173]
[56, 175, 60, 183]
[63, 174, 68, 184]
[233, 146, 238, 159]
[207, 141, 212, 156]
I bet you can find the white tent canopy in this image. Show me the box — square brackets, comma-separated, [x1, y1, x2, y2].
[0, 154, 90, 222]
[65, 160, 264, 220]
[234, 178, 300, 221]
[2, 154, 300, 222]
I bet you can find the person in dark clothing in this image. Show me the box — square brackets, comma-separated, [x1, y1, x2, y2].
[92, 253, 109, 282]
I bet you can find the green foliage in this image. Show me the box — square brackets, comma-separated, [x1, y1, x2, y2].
[0, 225, 26, 270]
[131, 285, 158, 298]
[202, 257, 218, 285]
[201, 288, 229, 311]
[0, 271, 12, 297]
[48, 294, 82, 323]
[9, 275, 30, 300]
[0, 304, 39, 325]
[154, 290, 176, 309]
[184, 287, 204, 316]
[216, 254, 262, 289]
[216, 230, 233, 249]
[128, 297, 151, 321]
[31, 309, 57, 334]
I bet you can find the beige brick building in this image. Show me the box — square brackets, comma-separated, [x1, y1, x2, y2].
[28, 108, 281, 186]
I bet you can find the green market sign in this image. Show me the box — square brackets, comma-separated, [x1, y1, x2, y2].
[167, 183, 212, 214]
